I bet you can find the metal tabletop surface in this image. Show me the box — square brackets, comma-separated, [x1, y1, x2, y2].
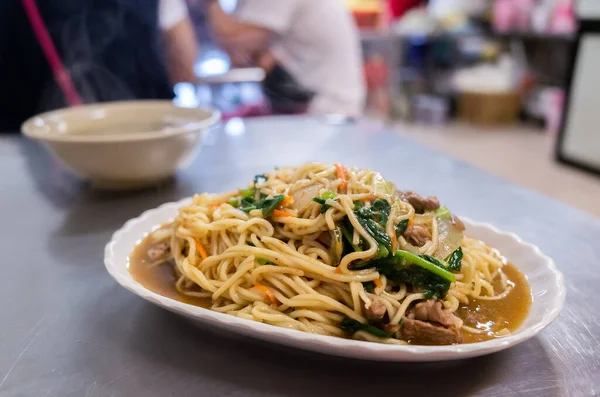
[1, 116, 599, 397]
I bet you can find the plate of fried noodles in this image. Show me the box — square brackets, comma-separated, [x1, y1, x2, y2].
[105, 163, 565, 361]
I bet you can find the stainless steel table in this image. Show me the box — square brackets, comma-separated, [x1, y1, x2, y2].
[1, 116, 598, 397]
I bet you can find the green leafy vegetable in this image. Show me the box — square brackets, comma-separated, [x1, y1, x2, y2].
[354, 206, 393, 252]
[446, 247, 463, 272]
[348, 250, 456, 298]
[395, 218, 409, 237]
[420, 254, 449, 269]
[240, 195, 285, 216]
[340, 219, 362, 253]
[258, 195, 285, 217]
[371, 199, 391, 226]
[378, 260, 451, 299]
[241, 188, 256, 198]
[240, 196, 256, 212]
[362, 281, 375, 293]
[256, 258, 269, 265]
[227, 197, 240, 207]
[312, 190, 337, 213]
[435, 206, 451, 219]
[312, 198, 331, 213]
[253, 174, 267, 185]
[322, 190, 336, 200]
[376, 245, 389, 259]
[340, 317, 391, 338]
[394, 250, 456, 283]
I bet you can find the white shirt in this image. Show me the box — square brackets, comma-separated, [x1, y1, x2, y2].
[235, 0, 366, 116]
[158, 0, 189, 30]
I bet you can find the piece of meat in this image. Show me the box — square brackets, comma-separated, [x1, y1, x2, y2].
[362, 299, 387, 323]
[146, 242, 170, 262]
[399, 191, 440, 212]
[411, 300, 464, 329]
[400, 318, 463, 345]
[403, 224, 431, 247]
[451, 214, 466, 232]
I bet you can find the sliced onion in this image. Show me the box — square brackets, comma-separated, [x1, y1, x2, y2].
[370, 172, 395, 197]
[292, 183, 324, 212]
[434, 215, 464, 259]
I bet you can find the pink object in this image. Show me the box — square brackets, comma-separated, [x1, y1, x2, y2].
[515, 0, 535, 31]
[494, 0, 516, 32]
[21, 0, 82, 106]
[551, 1, 576, 34]
[545, 88, 565, 135]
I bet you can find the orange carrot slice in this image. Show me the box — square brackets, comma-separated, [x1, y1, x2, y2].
[273, 209, 296, 218]
[334, 163, 347, 190]
[253, 285, 277, 304]
[193, 237, 208, 259]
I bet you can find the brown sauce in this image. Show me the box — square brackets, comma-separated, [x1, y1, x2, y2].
[130, 233, 532, 344]
[129, 233, 210, 308]
[457, 264, 532, 343]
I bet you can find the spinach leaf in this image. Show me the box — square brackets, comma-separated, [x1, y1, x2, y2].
[395, 218, 409, 237]
[240, 195, 285, 216]
[340, 218, 363, 255]
[378, 260, 451, 299]
[371, 199, 391, 226]
[395, 251, 455, 283]
[253, 174, 267, 185]
[258, 195, 285, 217]
[354, 206, 393, 252]
[362, 281, 375, 293]
[340, 318, 391, 338]
[376, 245, 389, 259]
[312, 198, 332, 214]
[240, 196, 257, 212]
[312, 190, 337, 213]
[420, 254, 449, 270]
[349, 250, 455, 298]
[446, 247, 463, 272]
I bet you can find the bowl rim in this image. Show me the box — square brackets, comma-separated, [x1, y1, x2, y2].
[103, 197, 566, 361]
[21, 100, 221, 143]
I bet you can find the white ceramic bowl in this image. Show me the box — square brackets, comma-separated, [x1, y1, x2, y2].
[22, 101, 220, 189]
[104, 198, 566, 361]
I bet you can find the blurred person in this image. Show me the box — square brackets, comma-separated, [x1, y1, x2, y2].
[0, 0, 199, 131]
[202, 0, 366, 116]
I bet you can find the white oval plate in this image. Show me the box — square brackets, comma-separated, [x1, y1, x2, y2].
[104, 198, 566, 362]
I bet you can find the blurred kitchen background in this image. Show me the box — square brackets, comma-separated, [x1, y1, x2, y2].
[179, 0, 599, 216]
[2, 0, 599, 215]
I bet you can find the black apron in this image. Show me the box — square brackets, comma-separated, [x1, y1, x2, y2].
[0, 0, 172, 132]
[262, 63, 315, 114]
